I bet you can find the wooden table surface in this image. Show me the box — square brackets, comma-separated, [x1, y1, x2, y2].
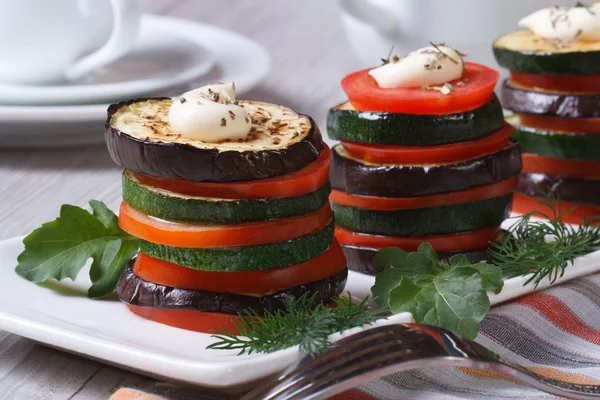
[0, 1, 361, 398]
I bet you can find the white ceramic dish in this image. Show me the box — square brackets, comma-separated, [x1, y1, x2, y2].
[0, 15, 270, 148]
[0, 15, 215, 105]
[0, 236, 412, 392]
[1, 229, 599, 390]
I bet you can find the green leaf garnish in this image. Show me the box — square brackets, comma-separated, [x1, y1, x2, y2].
[372, 243, 502, 340]
[490, 193, 600, 288]
[15, 201, 139, 298]
[207, 293, 385, 357]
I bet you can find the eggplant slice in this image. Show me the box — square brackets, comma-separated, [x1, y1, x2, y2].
[116, 262, 347, 315]
[501, 80, 600, 118]
[342, 244, 493, 276]
[330, 142, 522, 197]
[517, 173, 600, 205]
[106, 98, 323, 182]
[341, 230, 509, 275]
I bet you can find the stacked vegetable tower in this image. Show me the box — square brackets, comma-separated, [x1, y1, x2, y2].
[328, 44, 522, 274]
[105, 83, 346, 333]
[494, 3, 600, 224]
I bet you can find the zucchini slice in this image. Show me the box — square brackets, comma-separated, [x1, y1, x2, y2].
[493, 29, 600, 76]
[332, 195, 512, 237]
[122, 170, 331, 224]
[501, 80, 600, 118]
[330, 143, 522, 197]
[327, 96, 504, 146]
[509, 115, 600, 161]
[116, 262, 347, 315]
[106, 98, 323, 182]
[517, 173, 600, 205]
[139, 221, 334, 272]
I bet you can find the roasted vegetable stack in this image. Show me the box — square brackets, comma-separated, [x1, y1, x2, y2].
[327, 63, 522, 275]
[105, 97, 346, 333]
[494, 29, 600, 224]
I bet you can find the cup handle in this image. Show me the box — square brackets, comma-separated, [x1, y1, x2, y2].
[66, 0, 141, 81]
[341, 0, 398, 33]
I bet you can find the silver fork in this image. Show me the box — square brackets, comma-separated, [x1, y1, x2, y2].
[241, 323, 600, 400]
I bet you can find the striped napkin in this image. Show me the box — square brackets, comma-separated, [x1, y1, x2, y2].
[110, 274, 600, 400]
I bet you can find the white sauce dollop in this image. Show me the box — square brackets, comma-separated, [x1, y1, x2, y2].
[368, 45, 464, 89]
[169, 83, 251, 142]
[519, 3, 600, 41]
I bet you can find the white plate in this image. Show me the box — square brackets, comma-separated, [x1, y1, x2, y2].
[0, 15, 271, 148]
[0, 16, 215, 106]
[1, 232, 598, 391]
[0, 236, 411, 392]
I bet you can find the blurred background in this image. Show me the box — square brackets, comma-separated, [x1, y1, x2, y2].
[0, 0, 574, 239]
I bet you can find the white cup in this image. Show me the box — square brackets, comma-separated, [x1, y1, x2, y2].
[0, 0, 141, 84]
[339, 0, 575, 72]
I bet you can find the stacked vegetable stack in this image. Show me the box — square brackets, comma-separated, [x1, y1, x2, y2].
[327, 45, 522, 274]
[494, 4, 600, 224]
[105, 84, 347, 333]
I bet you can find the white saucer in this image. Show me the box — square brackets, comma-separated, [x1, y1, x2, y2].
[0, 15, 271, 148]
[0, 15, 215, 106]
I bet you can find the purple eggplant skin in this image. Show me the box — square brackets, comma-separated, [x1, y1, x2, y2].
[330, 141, 522, 198]
[502, 80, 600, 118]
[341, 237, 508, 276]
[517, 173, 600, 205]
[105, 98, 324, 182]
[116, 262, 347, 315]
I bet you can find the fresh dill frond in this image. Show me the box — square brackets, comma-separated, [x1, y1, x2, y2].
[490, 193, 600, 287]
[206, 293, 384, 357]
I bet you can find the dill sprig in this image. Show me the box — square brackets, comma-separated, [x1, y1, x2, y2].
[207, 294, 385, 357]
[490, 193, 600, 287]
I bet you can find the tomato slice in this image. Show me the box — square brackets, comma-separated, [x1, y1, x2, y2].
[335, 225, 500, 252]
[513, 193, 599, 226]
[134, 145, 331, 200]
[133, 240, 347, 295]
[522, 153, 600, 180]
[119, 202, 333, 248]
[510, 71, 600, 94]
[519, 114, 600, 134]
[127, 305, 242, 334]
[341, 123, 513, 165]
[330, 177, 518, 211]
[342, 62, 499, 114]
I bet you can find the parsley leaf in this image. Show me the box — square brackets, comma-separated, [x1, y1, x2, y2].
[15, 201, 139, 299]
[371, 243, 503, 339]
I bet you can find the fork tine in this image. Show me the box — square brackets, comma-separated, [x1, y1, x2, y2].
[246, 325, 452, 400]
[249, 328, 400, 400]
[281, 338, 407, 395]
[282, 346, 471, 400]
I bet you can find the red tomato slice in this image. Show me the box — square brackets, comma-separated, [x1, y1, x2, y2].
[127, 305, 242, 334]
[522, 153, 600, 180]
[133, 240, 347, 295]
[119, 202, 333, 248]
[342, 62, 499, 114]
[510, 71, 600, 94]
[341, 123, 513, 165]
[513, 193, 600, 226]
[335, 225, 500, 253]
[330, 177, 518, 211]
[134, 145, 331, 200]
[519, 114, 600, 134]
